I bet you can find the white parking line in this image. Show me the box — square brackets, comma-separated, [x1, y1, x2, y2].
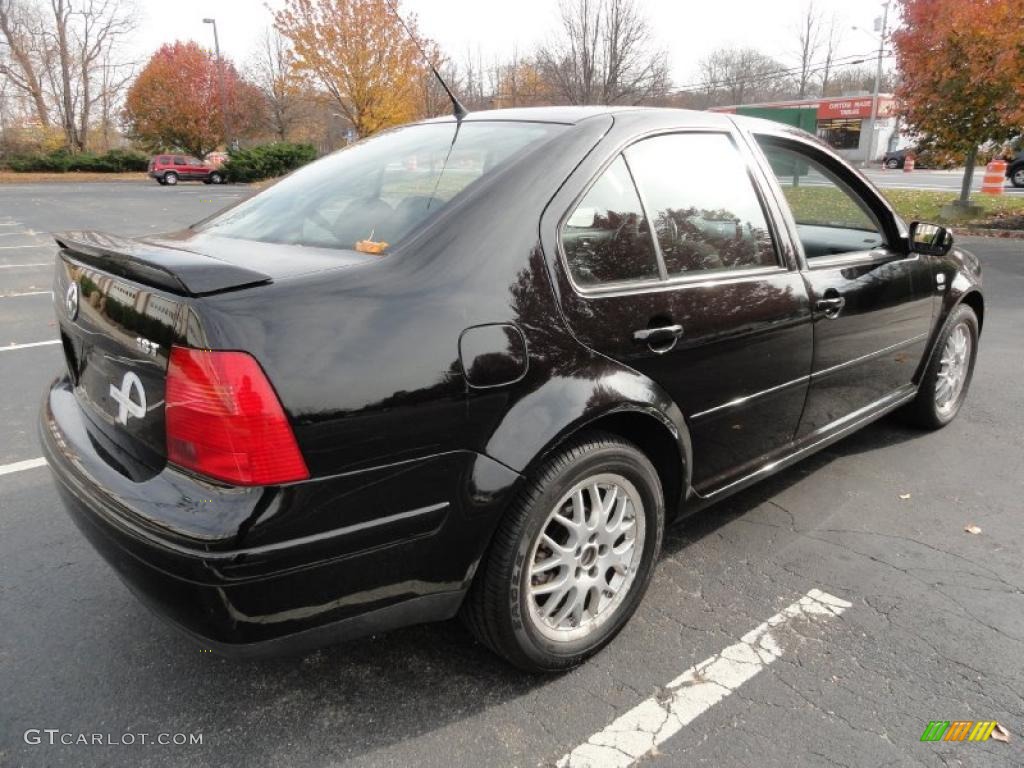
[0, 263, 51, 268]
[0, 244, 50, 249]
[1, 340, 60, 352]
[0, 290, 52, 298]
[0, 457, 47, 477]
[557, 589, 852, 768]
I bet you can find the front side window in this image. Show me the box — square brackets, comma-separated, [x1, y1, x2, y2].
[756, 137, 885, 258]
[199, 122, 564, 253]
[561, 156, 660, 287]
[625, 133, 777, 276]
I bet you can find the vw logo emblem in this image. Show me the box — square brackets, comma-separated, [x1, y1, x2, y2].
[65, 282, 79, 321]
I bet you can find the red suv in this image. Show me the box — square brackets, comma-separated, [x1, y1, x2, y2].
[148, 154, 225, 186]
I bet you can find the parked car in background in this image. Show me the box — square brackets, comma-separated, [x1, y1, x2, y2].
[148, 154, 225, 186]
[883, 148, 910, 169]
[44, 107, 983, 672]
[1006, 151, 1024, 188]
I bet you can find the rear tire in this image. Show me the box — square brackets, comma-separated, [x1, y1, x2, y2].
[885, 158, 901, 169]
[461, 432, 664, 672]
[902, 304, 978, 429]
[164, 171, 178, 186]
[1011, 167, 1024, 188]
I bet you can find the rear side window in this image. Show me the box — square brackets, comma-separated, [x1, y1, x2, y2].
[624, 133, 777, 276]
[173, 156, 186, 165]
[199, 122, 565, 252]
[561, 156, 660, 287]
[157, 156, 170, 163]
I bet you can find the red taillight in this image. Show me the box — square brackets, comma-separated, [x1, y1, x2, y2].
[165, 346, 309, 486]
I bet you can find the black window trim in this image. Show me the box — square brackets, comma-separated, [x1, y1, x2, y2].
[556, 127, 789, 298]
[749, 132, 909, 272]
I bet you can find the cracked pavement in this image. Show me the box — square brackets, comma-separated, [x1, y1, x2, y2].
[0, 183, 1021, 768]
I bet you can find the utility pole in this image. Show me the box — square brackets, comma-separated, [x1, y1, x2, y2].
[863, 1, 890, 168]
[203, 18, 232, 152]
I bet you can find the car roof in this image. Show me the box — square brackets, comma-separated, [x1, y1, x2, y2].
[420, 105, 735, 128]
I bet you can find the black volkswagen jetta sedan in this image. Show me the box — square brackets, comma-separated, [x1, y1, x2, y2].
[41, 107, 983, 672]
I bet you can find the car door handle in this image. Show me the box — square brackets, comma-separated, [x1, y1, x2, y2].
[815, 296, 846, 317]
[633, 324, 684, 353]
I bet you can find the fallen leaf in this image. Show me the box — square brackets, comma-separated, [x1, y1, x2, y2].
[964, 524, 982, 535]
[898, 493, 911, 500]
[991, 723, 1009, 743]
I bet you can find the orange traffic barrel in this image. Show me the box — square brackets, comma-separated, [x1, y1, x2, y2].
[903, 154, 915, 172]
[981, 159, 1006, 195]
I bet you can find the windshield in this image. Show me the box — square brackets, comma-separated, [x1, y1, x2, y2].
[198, 121, 565, 253]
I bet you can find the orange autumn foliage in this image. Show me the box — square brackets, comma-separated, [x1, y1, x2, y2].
[893, 0, 1024, 154]
[273, 0, 430, 138]
[124, 41, 265, 158]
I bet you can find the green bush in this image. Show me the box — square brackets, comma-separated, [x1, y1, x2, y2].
[222, 142, 317, 183]
[4, 148, 149, 173]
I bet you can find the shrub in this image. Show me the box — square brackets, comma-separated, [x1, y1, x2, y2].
[222, 142, 317, 183]
[4, 148, 150, 173]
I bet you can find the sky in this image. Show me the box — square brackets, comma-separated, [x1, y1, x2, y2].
[131, 0, 894, 88]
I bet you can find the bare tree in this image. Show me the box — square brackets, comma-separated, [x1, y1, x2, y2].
[95, 49, 132, 149]
[1, 0, 134, 150]
[696, 47, 794, 107]
[0, 0, 50, 124]
[248, 27, 303, 141]
[794, 1, 822, 99]
[536, 0, 669, 105]
[824, 63, 896, 97]
[819, 14, 844, 97]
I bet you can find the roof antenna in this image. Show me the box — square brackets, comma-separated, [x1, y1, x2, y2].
[384, 0, 468, 121]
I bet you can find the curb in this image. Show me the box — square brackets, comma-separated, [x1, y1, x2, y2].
[954, 227, 1024, 239]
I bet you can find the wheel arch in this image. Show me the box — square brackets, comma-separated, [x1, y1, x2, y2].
[509, 402, 693, 524]
[916, 289, 984, 384]
[960, 289, 984, 333]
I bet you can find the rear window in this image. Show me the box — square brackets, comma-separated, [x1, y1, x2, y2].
[198, 121, 565, 253]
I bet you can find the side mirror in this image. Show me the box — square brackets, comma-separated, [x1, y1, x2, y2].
[909, 221, 953, 256]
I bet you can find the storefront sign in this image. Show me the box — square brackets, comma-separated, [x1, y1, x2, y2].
[817, 98, 894, 119]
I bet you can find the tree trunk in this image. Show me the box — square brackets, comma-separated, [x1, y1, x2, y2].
[959, 146, 977, 206]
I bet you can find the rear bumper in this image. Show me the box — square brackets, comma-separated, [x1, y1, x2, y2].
[40, 375, 519, 656]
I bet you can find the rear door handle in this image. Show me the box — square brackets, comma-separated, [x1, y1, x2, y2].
[633, 324, 684, 353]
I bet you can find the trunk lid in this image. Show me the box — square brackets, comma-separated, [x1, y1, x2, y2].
[55, 253, 184, 478]
[53, 231, 276, 478]
[53, 230, 375, 478]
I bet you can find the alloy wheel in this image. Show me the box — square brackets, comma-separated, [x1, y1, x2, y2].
[526, 473, 645, 642]
[935, 322, 971, 416]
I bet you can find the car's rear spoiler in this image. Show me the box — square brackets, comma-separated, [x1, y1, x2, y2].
[54, 230, 272, 296]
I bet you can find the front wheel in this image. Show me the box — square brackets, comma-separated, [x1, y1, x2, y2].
[885, 158, 901, 169]
[462, 433, 664, 672]
[902, 304, 979, 429]
[209, 171, 224, 184]
[1011, 167, 1024, 188]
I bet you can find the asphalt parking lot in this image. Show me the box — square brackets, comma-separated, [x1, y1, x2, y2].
[1, 181, 1022, 768]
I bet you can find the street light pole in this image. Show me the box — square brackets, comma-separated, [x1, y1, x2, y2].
[863, 1, 891, 168]
[203, 18, 232, 152]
